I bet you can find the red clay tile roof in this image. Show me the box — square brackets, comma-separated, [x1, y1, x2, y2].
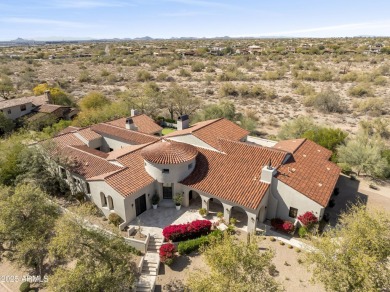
[165, 118, 249, 151]
[181, 140, 288, 210]
[107, 114, 162, 135]
[56, 126, 80, 136]
[106, 143, 154, 160]
[36, 104, 69, 114]
[61, 146, 122, 179]
[51, 132, 85, 149]
[277, 139, 340, 207]
[76, 128, 102, 142]
[71, 145, 109, 159]
[91, 123, 160, 145]
[103, 150, 155, 196]
[141, 140, 198, 164]
[273, 138, 306, 153]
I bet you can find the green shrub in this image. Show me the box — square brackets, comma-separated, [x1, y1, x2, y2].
[177, 230, 222, 255]
[136, 70, 153, 82]
[348, 83, 374, 97]
[179, 69, 191, 77]
[298, 226, 308, 238]
[219, 82, 238, 97]
[108, 213, 123, 226]
[305, 89, 343, 113]
[191, 62, 205, 72]
[19, 282, 30, 292]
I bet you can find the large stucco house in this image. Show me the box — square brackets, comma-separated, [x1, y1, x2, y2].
[46, 112, 340, 232]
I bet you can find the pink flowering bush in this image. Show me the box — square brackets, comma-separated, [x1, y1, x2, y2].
[298, 211, 318, 227]
[271, 218, 295, 233]
[159, 243, 176, 265]
[162, 220, 212, 242]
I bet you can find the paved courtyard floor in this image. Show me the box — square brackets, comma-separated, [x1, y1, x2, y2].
[128, 197, 248, 238]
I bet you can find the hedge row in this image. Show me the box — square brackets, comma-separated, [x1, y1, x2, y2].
[162, 219, 212, 242]
[177, 230, 222, 255]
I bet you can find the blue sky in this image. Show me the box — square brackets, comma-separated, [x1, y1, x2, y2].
[1, 0, 390, 40]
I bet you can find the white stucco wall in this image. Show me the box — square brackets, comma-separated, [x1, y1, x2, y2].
[268, 179, 324, 221]
[167, 135, 219, 151]
[1, 102, 33, 120]
[144, 158, 196, 183]
[100, 135, 133, 152]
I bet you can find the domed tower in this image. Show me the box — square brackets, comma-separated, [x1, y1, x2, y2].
[141, 140, 198, 184]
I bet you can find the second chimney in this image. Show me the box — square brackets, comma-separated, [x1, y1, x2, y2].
[125, 118, 138, 131]
[44, 90, 51, 104]
[131, 109, 139, 117]
[177, 115, 189, 130]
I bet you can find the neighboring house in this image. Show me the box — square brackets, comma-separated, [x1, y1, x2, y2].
[27, 104, 79, 125]
[44, 115, 340, 232]
[0, 92, 50, 120]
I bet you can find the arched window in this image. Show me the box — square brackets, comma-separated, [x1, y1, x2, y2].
[100, 192, 107, 207]
[108, 196, 114, 210]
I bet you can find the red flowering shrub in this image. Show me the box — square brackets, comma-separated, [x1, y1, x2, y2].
[162, 220, 212, 242]
[298, 211, 318, 227]
[159, 243, 176, 265]
[282, 221, 294, 233]
[271, 218, 294, 233]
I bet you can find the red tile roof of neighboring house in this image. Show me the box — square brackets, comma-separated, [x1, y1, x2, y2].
[56, 126, 80, 136]
[91, 123, 160, 145]
[277, 139, 340, 207]
[107, 114, 163, 135]
[141, 140, 198, 164]
[35, 104, 69, 114]
[76, 128, 102, 142]
[165, 118, 249, 151]
[181, 140, 288, 210]
[62, 146, 122, 179]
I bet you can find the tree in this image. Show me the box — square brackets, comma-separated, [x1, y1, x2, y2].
[0, 74, 14, 99]
[337, 134, 389, 177]
[193, 100, 236, 122]
[79, 91, 110, 110]
[302, 127, 348, 152]
[305, 205, 390, 292]
[48, 215, 138, 291]
[0, 184, 60, 276]
[164, 84, 201, 120]
[0, 112, 15, 135]
[187, 234, 282, 292]
[306, 89, 344, 113]
[33, 83, 74, 106]
[278, 116, 317, 140]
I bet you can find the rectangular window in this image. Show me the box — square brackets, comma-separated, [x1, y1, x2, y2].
[162, 169, 169, 174]
[20, 104, 26, 111]
[86, 182, 91, 194]
[289, 207, 298, 218]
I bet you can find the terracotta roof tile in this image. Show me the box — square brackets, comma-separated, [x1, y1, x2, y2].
[71, 145, 109, 159]
[141, 140, 198, 164]
[273, 138, 306, 153]
[181, 140, 287, 210]
[51, 132, 85, 149]
[56, 126, 80, 136]
[76, 128, 102, 142]
[91, 123, 160, 145]
[165, 118, 249, 151]
[107, 114, 162, 135]
[36, 104, 69, 114]
[277, 140, 340, 207]
[106, 143, 154, 160]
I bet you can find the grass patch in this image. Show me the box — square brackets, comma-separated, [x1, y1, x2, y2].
[162, 128, 176, 135]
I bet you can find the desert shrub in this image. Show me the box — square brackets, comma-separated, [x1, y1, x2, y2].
[340, 71, 358, 82]
[19, 282, 30, 292]
[293, 82, 315, 96]
[354, 98, 386, 116]
[136, 70, 153, 82]
[302, 127, 348, 153]
[348, 83, 374, 97]
[156, 72, 169, 81]
[79, 91, 110, 110]
[305, 89, 343, 113]
[177, 230, 222, 255]
[159, 243, 176, 265]
[79, 70, 92, 82]
[280, 96, 295, 104]
[294, 69, 333, 81]
[261, 70, 284, 80]
[219, 82, 238, 97]
[178, 68, 191, 77]
[237, 84, 251, 97]
[298, 211, 318, 227]
[218, 68, 248, 81]
[251, 85, 267, 99]
[191, 61, 205, 72]
[108, 213, 123, 226]
[162, 220, 212, 242]
[373, 75, 387, 86]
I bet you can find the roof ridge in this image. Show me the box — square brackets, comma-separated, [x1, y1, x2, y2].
[67, 145, 111, 161]
[191, 118, 223, 133]
[218, 138, 289, 155]
[289, 138, 307, 153]
[98, 122, 160, 139]
[110, 141, 158, 160]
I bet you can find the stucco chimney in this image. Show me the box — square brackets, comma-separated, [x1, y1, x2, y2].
[260, 160, 276, 184]
[131, 109, 139, 117]
[44, 90, 51, 104]
[125, 117, 138, 131]
[177, 115, 189, 130]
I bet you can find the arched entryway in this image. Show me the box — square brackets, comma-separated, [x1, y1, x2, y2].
[208, 198, 224, 216]
[231, 206, 248, 230]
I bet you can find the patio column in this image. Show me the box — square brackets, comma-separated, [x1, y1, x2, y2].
[246, 211, 257, 234]
[182, 190, 190, 207]
[222, 203, 233, 223]
[199, 195, 210, 213]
